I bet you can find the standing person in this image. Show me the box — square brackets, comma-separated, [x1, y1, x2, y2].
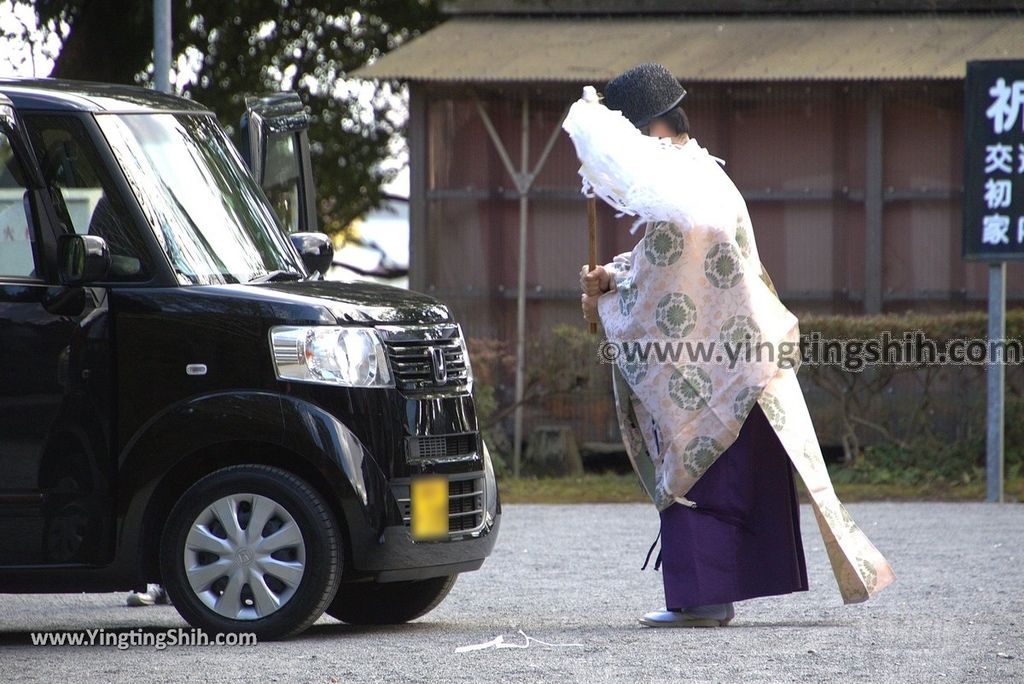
[565, 64, 894, 627]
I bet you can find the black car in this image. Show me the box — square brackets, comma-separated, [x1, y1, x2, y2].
[0, 79, 500, 640]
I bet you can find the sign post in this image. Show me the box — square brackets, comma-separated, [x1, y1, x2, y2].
[964, 60, 1024, 503]
[986, 263, 1006, 503]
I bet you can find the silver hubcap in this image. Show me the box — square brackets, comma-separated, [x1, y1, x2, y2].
[184, 493, 306, 620]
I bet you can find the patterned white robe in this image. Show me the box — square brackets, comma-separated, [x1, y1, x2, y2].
[563, 93, 895, 604]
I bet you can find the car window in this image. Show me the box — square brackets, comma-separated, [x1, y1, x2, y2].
[263, 131, 302, 233]
[97, 113, 304, 285]
[0, 127, 35, 279]
[25, 114, 152, 281]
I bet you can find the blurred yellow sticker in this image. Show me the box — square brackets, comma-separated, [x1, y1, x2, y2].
[411, 476, 448, 540]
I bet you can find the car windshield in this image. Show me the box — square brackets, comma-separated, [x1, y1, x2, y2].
[96, 112, 305, 285]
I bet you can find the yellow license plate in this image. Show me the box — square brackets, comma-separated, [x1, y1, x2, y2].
[411, 476, 449, 540]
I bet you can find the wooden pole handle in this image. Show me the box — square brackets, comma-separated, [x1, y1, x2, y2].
[587, 197, 598, 335]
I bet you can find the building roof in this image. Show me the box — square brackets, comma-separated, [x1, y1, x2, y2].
[441, 0, 1024, 15]
[355, 15, 1024, 83]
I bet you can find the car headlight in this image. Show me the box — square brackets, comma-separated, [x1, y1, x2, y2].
[270, 326, 393, 387]
[457, 326, 474, 391]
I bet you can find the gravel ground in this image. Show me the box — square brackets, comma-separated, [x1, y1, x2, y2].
[0, 502, 1021, 683]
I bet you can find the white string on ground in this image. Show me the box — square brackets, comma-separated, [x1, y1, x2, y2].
[455, 630, 585, 654]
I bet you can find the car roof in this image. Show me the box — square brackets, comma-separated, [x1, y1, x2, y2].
[0, 77, 212, 114]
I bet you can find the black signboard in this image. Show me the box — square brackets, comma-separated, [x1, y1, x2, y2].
[965, 60, 1024, 260]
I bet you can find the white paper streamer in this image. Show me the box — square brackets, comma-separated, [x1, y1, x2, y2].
[561, 90, 735, 235]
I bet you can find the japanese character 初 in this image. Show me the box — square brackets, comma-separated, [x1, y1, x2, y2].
[987, 78, 1024, 135]
[983, 214, 1011, 245]
[985, 178, 1013, 209]
[986, 143, 1014, 173]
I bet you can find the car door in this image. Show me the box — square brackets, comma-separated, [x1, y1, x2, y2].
[0, 96, 114, 567]
[240, 93, 318, 234]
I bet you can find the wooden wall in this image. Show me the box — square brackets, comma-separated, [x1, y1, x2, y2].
[408, 80, 1022, 443]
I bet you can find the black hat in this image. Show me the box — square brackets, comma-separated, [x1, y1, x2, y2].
[604, 63, 687, 129]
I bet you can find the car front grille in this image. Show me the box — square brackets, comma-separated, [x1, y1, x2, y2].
[407, 432, 477, 461]
[393, 474, 485, 538]
[446, 478, 483, 532]
[378, 324, 471, 396]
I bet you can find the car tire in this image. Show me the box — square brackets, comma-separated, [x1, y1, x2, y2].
[326, 575, 457, 625]
[159, 465, 341, 640]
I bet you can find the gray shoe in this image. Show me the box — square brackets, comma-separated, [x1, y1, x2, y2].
[639, 602, 735, 628]
[126, 584, 170, 607]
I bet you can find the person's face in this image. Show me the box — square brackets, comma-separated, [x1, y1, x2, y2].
[642, 119, 676, 139]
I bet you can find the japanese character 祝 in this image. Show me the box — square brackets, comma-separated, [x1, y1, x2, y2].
[986, 143, 1014, 174]
[983, 214, 1011, 244]
[985, 178, 1013, 209]
[987, 78, 1024, 135]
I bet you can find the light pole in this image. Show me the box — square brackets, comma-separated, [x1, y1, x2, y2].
[153, 0, 171, 93]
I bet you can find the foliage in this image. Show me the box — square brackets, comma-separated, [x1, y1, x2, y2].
[499, 473, 648, 504]
[466, 338, 516, 476]
[797, 310, 1024, 479]
[525, 324, 605, 398]
[471, 310, 1024, 490]
[8, 0, 442, 234]
[468, 324, 605, 469]
[496, 474, 1024, 504]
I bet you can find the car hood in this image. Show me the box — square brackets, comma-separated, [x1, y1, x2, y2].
[248, 279, 452, 325]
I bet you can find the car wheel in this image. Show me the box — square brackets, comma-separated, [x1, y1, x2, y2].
[326, 575, 457, 625]
[160, 465, 341, 640]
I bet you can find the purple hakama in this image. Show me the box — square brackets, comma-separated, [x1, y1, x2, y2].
[657, 403, 809, 610]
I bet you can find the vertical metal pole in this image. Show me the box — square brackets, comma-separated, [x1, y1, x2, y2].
[512, 95, 529, 478]
[153, 0, 172, 93]
[864, 87, 883, 314]
[987, 262, 1006, 503]
[408, 84, 428, 293]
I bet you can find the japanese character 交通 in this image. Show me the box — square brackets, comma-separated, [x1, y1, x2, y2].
[986, 143, 1014, 173]
[987, 78, 1024, 135]
[983, 214, 1011, 245]
[984, 178, 1014, 209]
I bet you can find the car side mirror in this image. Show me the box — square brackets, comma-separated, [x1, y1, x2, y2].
[289, 232, 333, 276]
[60, 234, 110, 285]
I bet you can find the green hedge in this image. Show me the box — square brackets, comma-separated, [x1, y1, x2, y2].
[798, 311, 1024, 486]
[469, 312, 1024, 487]
[800, 311, 1024, 339]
